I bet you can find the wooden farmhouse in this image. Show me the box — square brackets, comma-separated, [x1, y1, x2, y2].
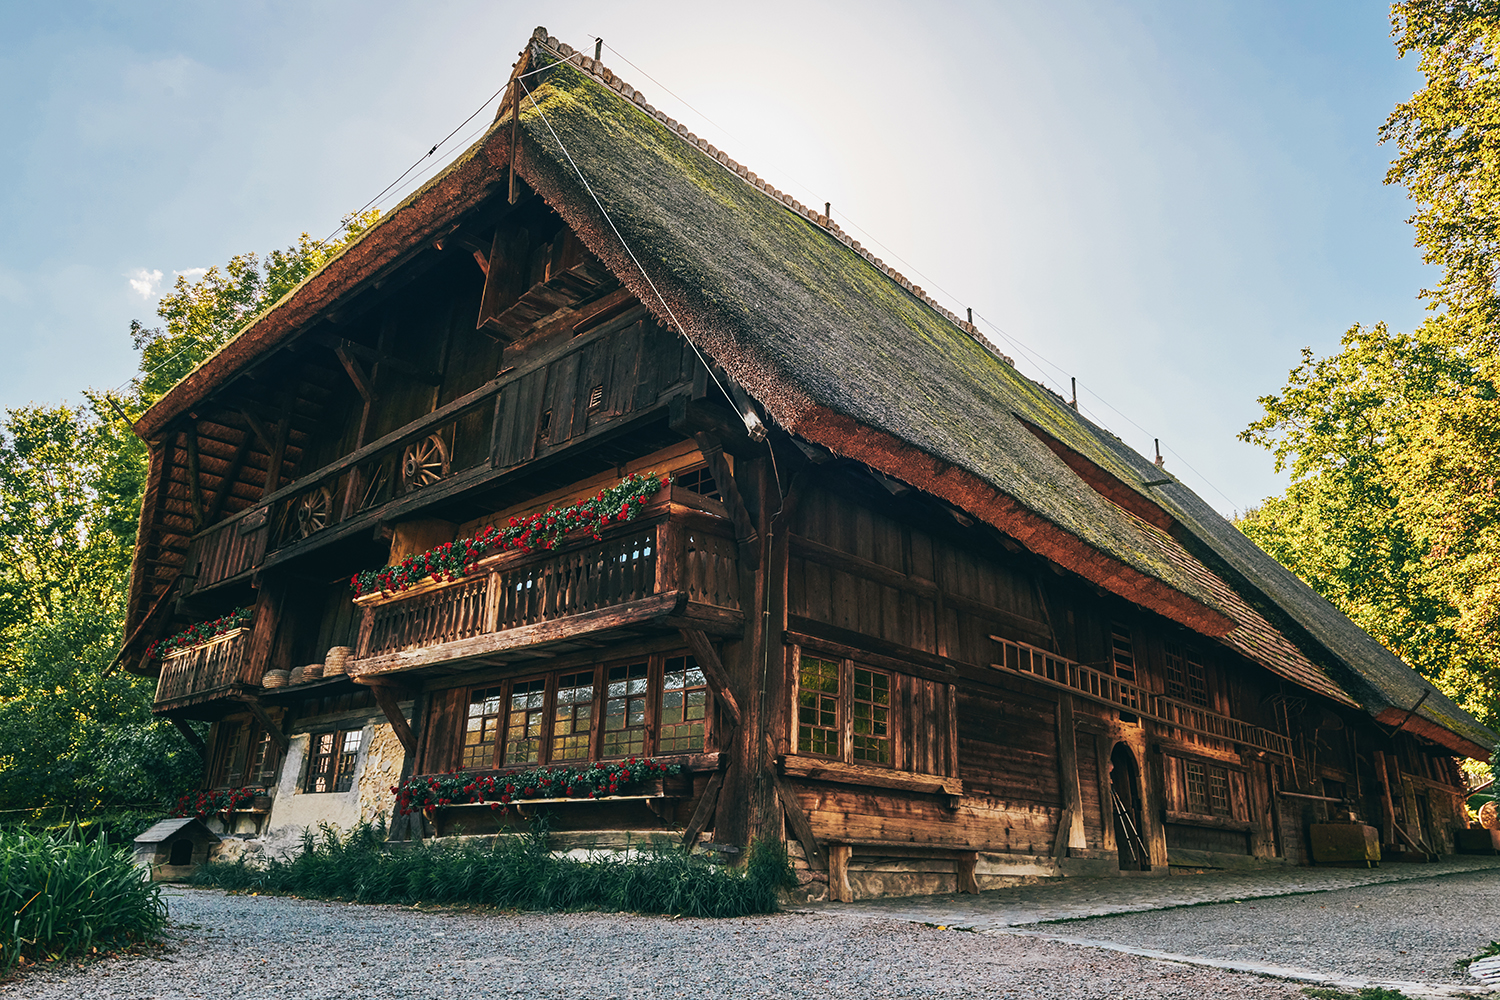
[118, 27, 1496, 899]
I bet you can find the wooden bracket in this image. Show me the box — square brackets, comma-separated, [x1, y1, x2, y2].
[692, 432, 759, 556]
[370, 683, 416, 755]
[774, 775, 825, 871]
[204, 432, 254, 526]
[335, 345, 378, 404]
[240, 697, 289, 751]
[260, 395, 293, 500]
[184, 424, 204, 530]
[679, 628, 743, 729]
[680, 772, 723, 853]
[239, 408, 275, 453]
[170, 717, 206, 755]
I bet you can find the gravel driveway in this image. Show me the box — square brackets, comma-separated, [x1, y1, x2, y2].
[1026, 867, 1500, 987]
[1, 887, 1309, 1000]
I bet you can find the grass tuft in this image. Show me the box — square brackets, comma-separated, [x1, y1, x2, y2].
[0, 828, 167, 971]
[192, 822, 796, 918]
[1302, 988, 1413, 1000]
[1457, 940, 1500, 971]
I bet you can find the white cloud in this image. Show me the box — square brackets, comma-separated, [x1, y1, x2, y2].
[175, 267, 207, 282]
[127, 268, 163, 299]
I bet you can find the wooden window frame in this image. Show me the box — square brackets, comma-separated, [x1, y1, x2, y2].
[303, 727, 365, 794]
[212, 720, 282, 789]
[457, 649, 713, 772]
[1165, 751, 1247, 822]
[790, 648, 896, 770]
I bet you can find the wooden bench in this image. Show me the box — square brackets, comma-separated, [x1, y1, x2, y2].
[824, 839, 980, 902]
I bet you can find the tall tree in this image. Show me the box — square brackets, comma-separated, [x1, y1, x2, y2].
[0, 214, 378, 811]
[1240, 2, 1500, 729]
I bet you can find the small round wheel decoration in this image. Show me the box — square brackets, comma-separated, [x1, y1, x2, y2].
[402, 434, 450, 490]
[293, 486, 334, 539]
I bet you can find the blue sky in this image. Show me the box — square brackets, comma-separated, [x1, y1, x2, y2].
[0, 2, 1430, 515]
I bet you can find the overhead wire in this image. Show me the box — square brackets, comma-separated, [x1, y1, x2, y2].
[574, 39, 1249, 514]
[516, 74, 743, 420]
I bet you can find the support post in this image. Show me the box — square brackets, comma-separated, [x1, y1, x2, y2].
[774, 774, 824, 871]
[827, 843, 853, 902]
[1055, 694, 1087, 849]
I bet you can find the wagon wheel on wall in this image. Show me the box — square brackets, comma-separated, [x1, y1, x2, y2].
[293, 486, 334, 539]
[401, 433, 450, 491]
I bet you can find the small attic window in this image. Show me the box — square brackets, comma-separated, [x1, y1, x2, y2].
[538, 410, 553, 441]
[588, 384, 605, 409]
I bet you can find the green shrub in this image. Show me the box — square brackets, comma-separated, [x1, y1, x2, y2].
[0, 828, 166, 970]
[193, 822, 796, 918]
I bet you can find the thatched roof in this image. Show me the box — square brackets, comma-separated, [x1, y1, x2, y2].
[132, 28, 1494, 756]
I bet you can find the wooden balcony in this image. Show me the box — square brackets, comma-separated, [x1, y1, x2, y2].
[992, 636, 1295, 757]
[153, 627, 259, 715]
[351, 505, 743, 679]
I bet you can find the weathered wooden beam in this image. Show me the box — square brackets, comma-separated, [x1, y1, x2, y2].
[1055, 694, 1087, 850]
[681, 771, 723, 852]
[955, 853, 980, 895]
[184, 425, 204, 530]
[238, 408, 275, 453]
[477, 226, 530, 336]
[1051, 806, 1074, 860]
[370, 683, 416, 755]
[240, 696, 289, 751]
[692, 433, 759, 550]
[678, 627, 743, 729]
[335, 345, 378, 404]
[170, 716, 205, 755]
[827, 843, 853, 902]
[260, 398, 292, 500]
[204, 432, 254, 525]
[774, 775, 824, 871]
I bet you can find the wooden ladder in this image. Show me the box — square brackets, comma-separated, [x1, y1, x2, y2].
[1112, 790, 1150, 869]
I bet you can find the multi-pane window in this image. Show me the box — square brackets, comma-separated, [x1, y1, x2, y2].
[1183, 758, 1233, 817]
[603, 661, 650, 757]
[851, 668, 891, 764]
[795, 653, 898, 768]
[215, 722, 281, 788]
[551, 671, 594, 761]
[659, 655, 708, 753]
[1164, 642, 1211, 708]
[798, 656, 842, 758]
[463, 687, 505, 770]
[305, 728, 364, 793]
[504, 678, 548, 765]
[458, 650, 717, 770]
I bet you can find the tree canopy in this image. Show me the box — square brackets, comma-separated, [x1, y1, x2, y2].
[0, 215, 375, 813]
[1240, 1, 1500, 732]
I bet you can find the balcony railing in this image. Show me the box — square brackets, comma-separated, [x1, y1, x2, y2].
[153, 627, 256, 710]
[353, 506, 741, 673]
[993, 636, 1294, 757]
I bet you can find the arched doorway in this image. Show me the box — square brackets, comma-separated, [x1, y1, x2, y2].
[1110, 744, 1149, 871]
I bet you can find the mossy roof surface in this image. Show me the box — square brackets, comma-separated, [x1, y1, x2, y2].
[1077, 415, 1496, 751]
[512, 62, 1221, 611]
[515, 57, 1493, 750]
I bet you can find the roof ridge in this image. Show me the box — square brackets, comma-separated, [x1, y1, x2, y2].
[525, 27, 1015, 369]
